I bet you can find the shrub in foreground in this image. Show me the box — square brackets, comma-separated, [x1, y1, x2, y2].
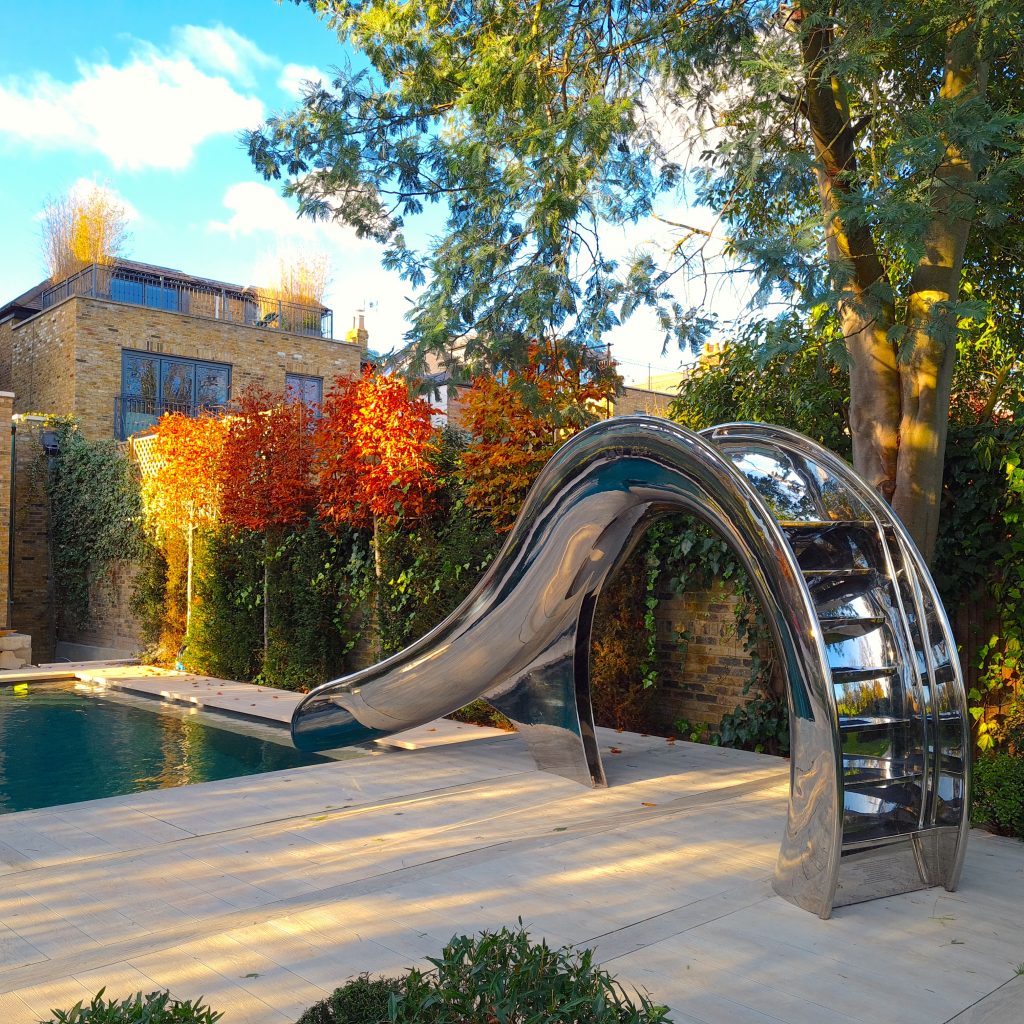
[41, 989, 221, 1024]
[47, 927, 671, 1024]
[296, 974, 402, 1024]
[300, 926, 671, 1024]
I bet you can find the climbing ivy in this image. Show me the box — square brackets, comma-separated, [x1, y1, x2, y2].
[933, 336, 1023, 752]
[47, 418, 143, 631]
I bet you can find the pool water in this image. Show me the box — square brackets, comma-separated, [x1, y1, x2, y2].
[0, 681, 332, 814]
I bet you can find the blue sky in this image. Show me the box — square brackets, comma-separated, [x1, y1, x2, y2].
[0, 2, 743, 381]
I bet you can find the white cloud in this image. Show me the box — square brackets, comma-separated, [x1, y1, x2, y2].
[69, 178, 142, 223]
[173, 24, 275, 85]
[0, 33, 265, 170]
[210, 181, 314, 240]
[278, 63, 330, 99]
[210, 181, 413, 351]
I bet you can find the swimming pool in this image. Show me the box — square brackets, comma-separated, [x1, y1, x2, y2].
[0, 681, 333, 814]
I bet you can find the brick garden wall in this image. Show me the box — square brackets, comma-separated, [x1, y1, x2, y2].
[649, 580, 776, 732]
[68, 561, 143, 656]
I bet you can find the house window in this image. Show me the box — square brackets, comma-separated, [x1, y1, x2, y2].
[118, 350, 230, 438]
[285, 373, 323, 410]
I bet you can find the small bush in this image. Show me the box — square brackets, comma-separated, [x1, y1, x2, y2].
[41, 988, 221, 1024]
[972, 753, 1024, 838]
[395, 925, 669, 1024]
[718, 695, 790, 756]
[50, 929, 669, 1024]
[296, 974, 403, 1024]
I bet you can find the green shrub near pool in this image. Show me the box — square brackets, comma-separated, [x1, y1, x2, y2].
[44, 926, 670, 1024]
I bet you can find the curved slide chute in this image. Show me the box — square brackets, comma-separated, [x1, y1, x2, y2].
[292, 416, 969, 918]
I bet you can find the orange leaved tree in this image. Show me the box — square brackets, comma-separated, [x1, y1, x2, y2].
[219, 387, 316, 649]
[142, 412, 226, 631]
[459, 340, 618, 532]
[315, 369, 438, 580]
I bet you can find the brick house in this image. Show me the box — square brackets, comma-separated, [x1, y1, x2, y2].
[0, 259, 369, 661]
[0, 258, 368, 440]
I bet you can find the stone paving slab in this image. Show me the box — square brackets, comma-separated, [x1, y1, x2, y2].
[73, 666, 510, 750]
[0, 722, 1021, 1024]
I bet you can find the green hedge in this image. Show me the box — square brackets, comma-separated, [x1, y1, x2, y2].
[972, 753, 1024, 838]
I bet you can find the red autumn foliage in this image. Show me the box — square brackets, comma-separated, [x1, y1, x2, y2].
[219, 386, 316, 532]
[315, 369, 438, 530]
[144, 412, 226, 534]
[459, 340, 618, 531]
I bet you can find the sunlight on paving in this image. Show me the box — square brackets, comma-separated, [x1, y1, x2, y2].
[0, 727, 1020, 1024]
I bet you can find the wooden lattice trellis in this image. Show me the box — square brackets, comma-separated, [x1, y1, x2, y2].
[128, 433, 163, 479]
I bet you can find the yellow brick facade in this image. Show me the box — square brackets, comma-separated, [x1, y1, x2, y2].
[4, 295, 365, 439]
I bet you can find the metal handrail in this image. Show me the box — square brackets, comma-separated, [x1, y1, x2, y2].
[41, 264, 334, 340]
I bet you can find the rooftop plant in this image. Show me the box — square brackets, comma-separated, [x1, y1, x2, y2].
[41, 182, 129, 283]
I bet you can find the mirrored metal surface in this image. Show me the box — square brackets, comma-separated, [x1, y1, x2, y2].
[292, 415, 968, 917]
[707, 423, 969, 903]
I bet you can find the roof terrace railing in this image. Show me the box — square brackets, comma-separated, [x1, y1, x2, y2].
[42, 264, 334, 340]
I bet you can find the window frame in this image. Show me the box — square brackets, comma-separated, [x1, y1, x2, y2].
[118, 350, 232, 439]
[285, 372, 324, 410]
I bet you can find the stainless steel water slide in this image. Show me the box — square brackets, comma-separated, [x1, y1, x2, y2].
[292, 416, 969, 918]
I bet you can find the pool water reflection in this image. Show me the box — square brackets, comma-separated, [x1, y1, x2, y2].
[0, 681, 332, 813]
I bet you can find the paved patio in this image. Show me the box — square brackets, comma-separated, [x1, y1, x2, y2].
[0, 671, 1022, 1024]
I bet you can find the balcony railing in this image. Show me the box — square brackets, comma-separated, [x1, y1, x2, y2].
[114, 394, 227, 441]
[42, 264, 334, 339]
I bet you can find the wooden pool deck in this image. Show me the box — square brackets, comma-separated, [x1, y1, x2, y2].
[0, 668, 1021, 1024]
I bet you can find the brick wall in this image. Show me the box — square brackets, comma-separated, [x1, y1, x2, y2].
[67, 560, 143, 656]
[6, 303, 78, 420]
[7, 296, 365, 440]
[0, 320, 14, 393]
[10, 422, 54, 661]
[649, 579, 776, 731]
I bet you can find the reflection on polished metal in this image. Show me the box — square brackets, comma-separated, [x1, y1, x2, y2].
[292, 416, 969, 918]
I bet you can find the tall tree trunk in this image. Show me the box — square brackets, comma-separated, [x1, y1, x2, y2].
[801, 18, 901, 501]
[800, 11, 989, 562]
[372, 514, 382, 659]
[185, 520, 194, 634]
[263, 535, 270, 656]
[890, 23, 989, 560]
